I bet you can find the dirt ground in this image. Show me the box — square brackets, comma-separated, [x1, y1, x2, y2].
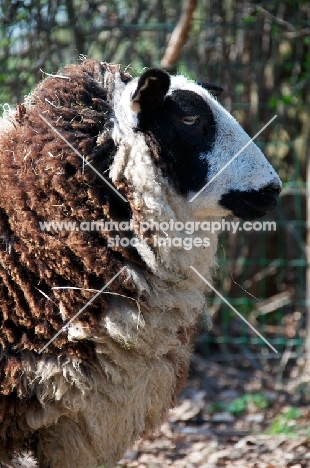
[118, 353, 310, 468]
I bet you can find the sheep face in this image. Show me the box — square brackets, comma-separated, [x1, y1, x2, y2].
[115, 68, 281, 221]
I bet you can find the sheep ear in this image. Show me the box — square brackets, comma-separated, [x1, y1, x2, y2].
[131, 69, 170, 114]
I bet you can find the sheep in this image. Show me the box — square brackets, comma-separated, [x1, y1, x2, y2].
[0, 59, 281, 468]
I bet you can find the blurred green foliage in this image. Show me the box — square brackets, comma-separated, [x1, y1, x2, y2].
[210, 393, 272, 415]
[267, 407, 303, 435]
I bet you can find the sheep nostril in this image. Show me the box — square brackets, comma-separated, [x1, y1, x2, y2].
[264, 182, 282, 196]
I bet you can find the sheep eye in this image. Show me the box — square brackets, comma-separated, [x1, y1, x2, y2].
[180, 115, 200, 125]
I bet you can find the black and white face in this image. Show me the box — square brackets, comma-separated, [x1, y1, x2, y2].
[114, 68, 281, 221]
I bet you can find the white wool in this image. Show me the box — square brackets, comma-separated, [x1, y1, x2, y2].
[0, 112, 14, 133]
[23, 336, 180, 468]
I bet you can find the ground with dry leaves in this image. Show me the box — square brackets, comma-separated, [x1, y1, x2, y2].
[118, 353, 310, 468]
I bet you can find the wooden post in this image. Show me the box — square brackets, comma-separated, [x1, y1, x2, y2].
[161, 0, 198, 72]
[306, 145, 310, 369]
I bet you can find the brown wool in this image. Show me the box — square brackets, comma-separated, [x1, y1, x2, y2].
[0, 60, 135, 457]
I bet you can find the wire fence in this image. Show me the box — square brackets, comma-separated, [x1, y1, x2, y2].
[0, 0, 309, 364]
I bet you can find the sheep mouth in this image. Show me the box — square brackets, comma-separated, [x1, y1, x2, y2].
[220, 188, 280, 220]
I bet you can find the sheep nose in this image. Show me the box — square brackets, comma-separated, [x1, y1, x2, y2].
[257, 180, 281, 212]
[263, 181, 282, 199]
